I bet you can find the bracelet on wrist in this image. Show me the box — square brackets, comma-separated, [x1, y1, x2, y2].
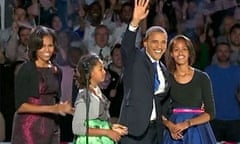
[130, 22, 138, 28]
[185, 119, 192, 127]
[162, 116, 168, 121]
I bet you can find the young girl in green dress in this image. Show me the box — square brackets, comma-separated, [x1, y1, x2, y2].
[72, 54, 128, 144]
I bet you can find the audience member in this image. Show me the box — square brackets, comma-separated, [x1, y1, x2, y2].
[70, 42, 90, 104]
[102, 0, 121, 31]
[216, 15, 236, 43]
[81, 1, 104, 45]
[205, 42, 240, 143]
[0, 6, 28, 50]
[59, 42, 89, 142]
[102, 43, 123, 123]
[186, 13, 214, 70]
[50, 14, 64, 33]
[110, 2, 142, 48]
[54, 30, 75, 142]
[212, 23, 240, 65]
[88, 25, 112, 67]
[5, 24, 32, 74]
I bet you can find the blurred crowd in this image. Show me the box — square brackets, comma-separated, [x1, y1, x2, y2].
[0, 0, 240, 143]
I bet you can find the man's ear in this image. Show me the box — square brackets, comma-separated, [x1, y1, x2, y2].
[143, 40, 147, 48]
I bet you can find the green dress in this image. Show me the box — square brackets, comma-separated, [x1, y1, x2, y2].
[73, 119, 115, 144]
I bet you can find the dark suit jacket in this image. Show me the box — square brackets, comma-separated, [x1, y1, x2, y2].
[119, 28, 170, 138]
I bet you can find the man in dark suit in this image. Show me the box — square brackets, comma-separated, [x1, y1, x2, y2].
[118, 0, 170, 143]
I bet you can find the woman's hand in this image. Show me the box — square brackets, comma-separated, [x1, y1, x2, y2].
[170, 131, 183, 140]
[163, 118, 184, 140]
[174, 121, 189, 133]
[167, 121, 184, 140]
[163, 118, 179, 134]
[106, 129, 122, 142]
[57, 101, 74, 116]
[169, 120, 190, 140]
[112, 124, 128, 135]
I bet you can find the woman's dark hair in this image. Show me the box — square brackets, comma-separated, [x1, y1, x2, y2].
[76, 53, 101, 88]
[50, 14, 62, 29]
[165, 34, 196, 73]
[229, 23, 240, 34]
[110, 43, 121, 56]
[28, 25, 58, 61]
[17, 26, 31, 39]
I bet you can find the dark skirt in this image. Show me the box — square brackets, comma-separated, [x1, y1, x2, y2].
[163, 108, 216, 144]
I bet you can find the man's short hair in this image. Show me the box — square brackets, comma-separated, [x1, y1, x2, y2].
[144, 26, 167, 40]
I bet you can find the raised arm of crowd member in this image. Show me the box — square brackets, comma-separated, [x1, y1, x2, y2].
[5, 22, 32, 63]
[162, 34, 216, 143]
[11, 26, 74, 144]
[118, 0, 171, 143]
[5, 21, 23, 61]
[2, 6, 28, 62]
[0, 6, 27, 53]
